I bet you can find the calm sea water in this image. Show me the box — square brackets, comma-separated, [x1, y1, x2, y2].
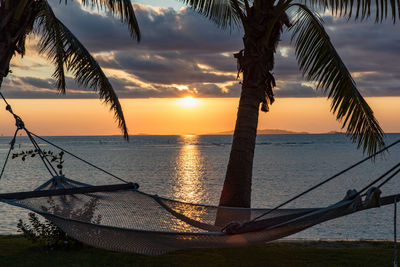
[0, 133, 400, 240]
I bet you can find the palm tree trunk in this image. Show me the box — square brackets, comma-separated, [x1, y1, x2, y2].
[215, 51, 271, 226]
[0, 6, 13, 82]
[218, 77, 262, 208]
[0, 0, 36, 87]
[0, 45, 14, 86]
[218, 4, 289, 211]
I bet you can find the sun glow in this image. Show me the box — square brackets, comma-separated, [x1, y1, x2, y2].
[178, 96, 200, 108]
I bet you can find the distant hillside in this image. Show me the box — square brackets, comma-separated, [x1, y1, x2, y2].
[324, 131, 345, 134]
[210, 129, 309, 135]
[259, 129, 310, 134]
[132, 129, 347, 135]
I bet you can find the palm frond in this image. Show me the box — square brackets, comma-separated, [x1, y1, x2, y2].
[178, 0, 245, 28]
[35, 1, 128, 139]
[34, 4, 66, 92]
[303, 0, 400, 22]
[64, 0, 140, 40]
[290, 4, 384, 155]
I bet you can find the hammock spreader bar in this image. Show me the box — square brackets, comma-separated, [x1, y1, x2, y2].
[0, 182, 138, 200]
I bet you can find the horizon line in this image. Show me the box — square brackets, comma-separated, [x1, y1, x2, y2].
[1, 132, 400, 138]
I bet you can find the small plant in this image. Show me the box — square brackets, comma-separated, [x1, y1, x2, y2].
[12, 149, 65, 175]
[17, 212, 82, 250]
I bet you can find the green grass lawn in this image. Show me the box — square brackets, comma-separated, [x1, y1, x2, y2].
[0, 235, 397, 267]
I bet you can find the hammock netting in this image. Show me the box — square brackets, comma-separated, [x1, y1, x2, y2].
[0, 175, 395, 255]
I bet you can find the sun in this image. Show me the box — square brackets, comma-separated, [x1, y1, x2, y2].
[178, 96, 199, 108]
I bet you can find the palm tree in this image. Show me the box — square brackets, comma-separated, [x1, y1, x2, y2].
[178, 0, 390, 208]
[0, 0, 140, 138]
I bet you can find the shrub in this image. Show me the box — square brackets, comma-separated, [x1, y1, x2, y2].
[17, 212, 82, 250]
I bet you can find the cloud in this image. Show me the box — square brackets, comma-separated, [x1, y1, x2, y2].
[5, 1, 400, 99]
[19, 77, 54, 90]
[275, 82, 322, 97]
[2, 76, 98, 98]
[100, 52, 235, 84]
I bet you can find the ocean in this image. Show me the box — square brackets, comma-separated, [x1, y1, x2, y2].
[0, 133, 400, 240]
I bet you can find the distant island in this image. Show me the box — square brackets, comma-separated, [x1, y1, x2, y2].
[206, 129, 348, 135]
[131, 129, 347, 135]
[324, 131, 345, 135]
[209, 129, 310, 135]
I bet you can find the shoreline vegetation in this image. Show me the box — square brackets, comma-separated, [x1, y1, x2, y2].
[0, 235, 397, 266]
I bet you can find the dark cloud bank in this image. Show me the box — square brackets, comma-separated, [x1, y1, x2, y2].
[5, 1, 400, 99]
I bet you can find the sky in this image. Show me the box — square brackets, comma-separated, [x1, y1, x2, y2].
[1, 0, 400, 135]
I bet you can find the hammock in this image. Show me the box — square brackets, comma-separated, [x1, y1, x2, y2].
[0, 93, 399, 255]
[0, 174, 398, 255]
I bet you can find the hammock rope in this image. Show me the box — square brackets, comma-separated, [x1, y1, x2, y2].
[0, 91, 131, 185]
[29, 132, 130, 184]
[377, 168, 400, 190]
[353, 162, 400, 199]
[251, 139, 400, 222]
[0, 128, 19, 180]
[1, 92, 59, 177]
[27, 130, 58, 177]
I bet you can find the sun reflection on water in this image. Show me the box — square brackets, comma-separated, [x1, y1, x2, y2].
[173, 135, 204, 204]
[168, 135, 213, 231]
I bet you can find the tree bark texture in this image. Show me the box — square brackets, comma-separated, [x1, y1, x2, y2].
[0, 1, 38, 85]
[0, 7, 15, 81]
[218, 3, 289, 209]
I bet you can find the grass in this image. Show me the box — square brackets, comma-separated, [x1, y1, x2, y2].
[0, 235, 397, 266]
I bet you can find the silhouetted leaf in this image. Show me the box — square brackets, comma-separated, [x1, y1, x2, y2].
[290, 4, 384, 155]
[35, 2, 129, 139]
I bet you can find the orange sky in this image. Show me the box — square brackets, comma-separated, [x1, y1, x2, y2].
[0, 97, 398, 136]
